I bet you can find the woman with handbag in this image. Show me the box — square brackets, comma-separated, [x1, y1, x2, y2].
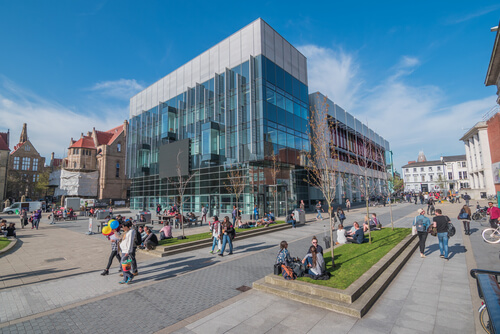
[337, 207, 346, 225]
[458, 205, 472, 235]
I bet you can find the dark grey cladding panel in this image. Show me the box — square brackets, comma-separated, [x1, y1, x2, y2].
[159, 139, 190, 178]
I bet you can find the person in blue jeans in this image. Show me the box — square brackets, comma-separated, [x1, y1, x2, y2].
[232, 206, 238, 226]
[287, 212, 296, 228]
[433, 209, 450, 260]
[219, 216, 233, 256]
[316, 201, 323, 220]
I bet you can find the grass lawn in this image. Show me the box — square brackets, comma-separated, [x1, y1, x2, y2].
[158, 220, 285, 246]
[0, 237, 11, 251]
[297, 228, 411, 290]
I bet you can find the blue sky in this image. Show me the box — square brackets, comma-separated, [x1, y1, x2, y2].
[0, 1, 499, 170]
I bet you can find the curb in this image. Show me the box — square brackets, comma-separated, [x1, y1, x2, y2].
[253, 231, 417, 318]
[0, 238, 19, 257]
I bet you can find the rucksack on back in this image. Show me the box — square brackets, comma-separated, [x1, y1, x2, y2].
[415, 217, 426, 232]
[281, 264, 297, 280]
[447, 221, 456, 237]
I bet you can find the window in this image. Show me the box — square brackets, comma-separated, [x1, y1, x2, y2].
[24, 145, 30, 151]
[13, 157, 19, 170]
[462, 161, 467, 168]
[420, 167, 424, 172]
[21, 157, 30, 170]
[429, 174, 433, 181]
[33, 174, 37, 182]
[116, 162, 120, 178]
[117, 143, 121, 152]
[437, 166, 441, 171]
[33, 158, 38, 171]
[406, 168, 409, 173]
[428, 167, 433, 171]
[413, 168, 417, 172]
[73, 162, 76, 168]
[448, 172, 452, 180]
[421, 175, 425, 182]
[458, 171, 463, 179]
[463, 171, 467, 179]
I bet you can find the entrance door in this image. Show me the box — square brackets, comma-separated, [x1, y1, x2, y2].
[421, 184, 429, 192]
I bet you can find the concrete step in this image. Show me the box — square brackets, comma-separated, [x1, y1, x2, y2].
[253, 234, 418, 318]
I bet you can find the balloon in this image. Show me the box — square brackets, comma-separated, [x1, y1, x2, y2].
[110, 220, 119, 230]
[102, 226, 112, 235]
[107, 219, 115, 227]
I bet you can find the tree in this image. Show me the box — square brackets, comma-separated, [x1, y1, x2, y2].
[224, 165, 246, 216]
[390, 174, 404, 194]
[168, 150, 197, 238]
[305, 94, 339, 268]
[34, 170, 50, 199]
[270, 153, 280, 216]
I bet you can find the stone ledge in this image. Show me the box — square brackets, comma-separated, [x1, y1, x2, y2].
[253, 232, 418, 318]
[0, 237, 19, 257]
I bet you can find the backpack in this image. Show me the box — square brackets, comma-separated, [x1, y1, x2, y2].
[339, 213, 346, 220]
[281, 264, 297, 280]
[447, 220, 456, 237]
[415, 216, 426, 232]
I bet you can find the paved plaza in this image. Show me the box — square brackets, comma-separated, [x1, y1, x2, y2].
[0, 202, 494, 333]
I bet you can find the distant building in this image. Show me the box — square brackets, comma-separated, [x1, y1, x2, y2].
[485, 23, 500, 196]
[402, 156, 446, 193]
[441, 155, 470, 192]
[6, 123, 46, 200]
[0, 130, 10, 204]
[53, 122, 129, 202]
[460, 122, 496, 199]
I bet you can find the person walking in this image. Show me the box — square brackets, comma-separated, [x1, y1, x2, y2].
[337, 207, 346, 225]
[427, 197, 435, 215]
[487, 202, 500, 228]
[119, 221, 134, 284]
[101, 229, 121, 276]
[209, 216, 221, 254]
[33, 209, 41, 230]
[458, 205, 472, 235]
[232, 205, 238, 227]
[463, 193, 471, 207]
[433, 209, 450, 261]
[300, 200, 305, 212]
[201, 205, 208, 226]
[316, 201, 324, 220]
[345, 199, 351, 212]
[219, 216, 234, 256]
[413, 209, 431, 258]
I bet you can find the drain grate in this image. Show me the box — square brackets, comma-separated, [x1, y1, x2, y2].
[44, 257, 66, 263]
[236, 285, 252, 292]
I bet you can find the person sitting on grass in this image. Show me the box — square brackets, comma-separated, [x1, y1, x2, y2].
[143, 226, 158, 250]
[237, 216, 250, 229]
[276, 240, 293, 267]
[336, 224, 348, 245]
[6, 223, 16, 238]
[256, 213, 271, 227]
[0, 220, 7, 237]
[267, 211, 276, 223]
[363, 214, 378, 232]
[302, 245, 325, 276]
[159, 223, 172, 240]
[346, 222, 364, 244]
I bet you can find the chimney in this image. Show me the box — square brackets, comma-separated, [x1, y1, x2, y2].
[50, 152, 54, 167]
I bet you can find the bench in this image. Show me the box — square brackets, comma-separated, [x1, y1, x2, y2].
[470, 269, 500, 334]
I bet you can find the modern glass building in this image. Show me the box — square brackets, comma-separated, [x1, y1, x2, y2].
[308, 93, 390, 204]
[127, 19, 310, 216]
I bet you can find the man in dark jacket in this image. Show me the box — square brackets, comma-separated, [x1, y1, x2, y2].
[143, 226, 158, 250]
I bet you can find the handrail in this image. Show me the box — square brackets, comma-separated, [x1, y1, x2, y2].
[471, 269, 500, 334]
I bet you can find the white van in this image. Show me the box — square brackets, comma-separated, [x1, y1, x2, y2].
[2, 201, 43, 214]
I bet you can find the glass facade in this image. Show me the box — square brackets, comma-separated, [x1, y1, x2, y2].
[127, 55, 309, 216]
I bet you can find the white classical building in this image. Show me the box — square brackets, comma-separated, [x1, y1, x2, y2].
[442, 155, 470, 192]
[402, 152, 470, 194]
[460, 121, 496, 199]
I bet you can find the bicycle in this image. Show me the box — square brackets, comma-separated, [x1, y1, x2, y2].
[482, 224, 500, 244]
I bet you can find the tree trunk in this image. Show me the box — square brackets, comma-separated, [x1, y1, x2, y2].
[329, 204, 335, 268]
[389, 193, 394, 230]
[365, 180, 372, 244]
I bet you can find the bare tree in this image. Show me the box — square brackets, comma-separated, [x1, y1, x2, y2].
[224, 165, 246, 217]
[351, 132, 386, 243]
[167, 150, 197, 238]
[305, 94, 339, 268]
[270, 153, 280, 217]
[375, 148, 394, 230]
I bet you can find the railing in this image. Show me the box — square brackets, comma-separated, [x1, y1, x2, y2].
[471, 269, 500, 334]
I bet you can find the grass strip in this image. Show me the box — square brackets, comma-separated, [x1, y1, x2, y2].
[158, 220, 286, 246]
[0, 237, 11, 251]
[297, 228, 411, 290]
